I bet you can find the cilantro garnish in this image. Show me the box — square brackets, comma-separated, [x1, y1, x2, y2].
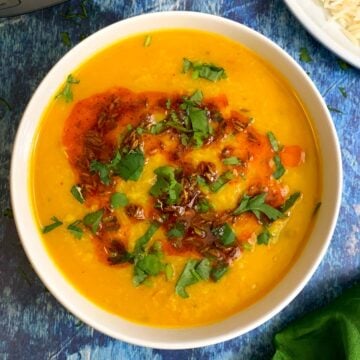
[114, 149, 145, 181]
[299, 47, 312, 63]
[257, 228, 271, 245]
[143, 34, 152, 47]
[209, 171, 233, 192]
[233, 193, 284, 221]
[42, 216, 63, 234]
[70, 185, 84, 204]
[83, 209, 104, 234]
[133, 222, 160, 255]
[210, 262, 228, 282]
[110, 192, 128, 208]
[60, 31, 72, 47]
[150, 166, 182, 205]
[212, 223, 236, 246]
[338, 87, 347, 98]
[273, 154, 285, 179]
[175, 258, 211, 298]
[195, 198, 213, 213]
[2, 207, 13, 219]
[55, 74, 80, 103]
[327, 105, 343, 114]
[167, 222, 185, 238]
[267, 131, 280, 152]
[182, 58, 227, 82]
[67, 220, 83, 239]
[281, 192, 301, 213]
[90, 160, 112, 185]
[222, 156, 242, 166]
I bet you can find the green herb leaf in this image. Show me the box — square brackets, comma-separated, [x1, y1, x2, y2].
[327, 105, 343, 114]
[222, 156, 242, 166]
[257, 228, 271, 245]
[110, 192, 128, 208]
[182, 58, 227, 81]
[55, 74, 80, 103]
[210, 171, 234, 192]
[211, 263, 229, 282]
[90, 160, 111, 185]
[165, 263, 174, 280]
[212, 223, 236, 246]
[150, 166, 182, 205]
[273, 154, 285, 179]
[267, 131, 280, 152]
[189, 107, 209, 146]
[299, 47, 312, 63]
[281, 192, 301, 213]
[143, 34, 152, 47]
[60, 31, 72, 47]
[338, 87, 347, 98]
[182, 58, 193, 73]
[175, 259, 201, 298]
[113, 149, 145, 181]
[167, 222, 185, 238]
[233, 193, 284, 221]
[2, 207, 13, 219]
[195, 198, 213, 213]
[313, 201, 322, 216]
[195, 258, 211, 280]
[70, 185, 84, 204]
[189, 89, 203, 104]
[83, 209, 104, 234]
[42, 216, 63, 233]
[136, 253, 162, 276]
[337, 59, 349, 70]
[133, 222, 160, 255]
[63, 0, 88, 20]
[67, 220, 83, 239]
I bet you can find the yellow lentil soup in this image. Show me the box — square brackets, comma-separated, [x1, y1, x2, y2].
[31, 29, 321, 327]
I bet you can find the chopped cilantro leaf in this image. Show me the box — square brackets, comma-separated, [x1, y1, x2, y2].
[60, 31, 72, 47]
[144, 34, 152, 47]
[110, 192, 128, 208]
[167, 222, 185, 238]
[182, 58, 227, 82]
[133, 222, 160, 255]
[113, 149, 145, 181]
[42, 216, 63, 233]
[175, 259, 201, 298]
[210, 171, 233, 192]
[70, 185, 84, 204]
[83, 209, 104, 234]
[327, 105, 343, 114]
[150, 166, 182, 205]
[267, 131, 280, 152]
[165, 263, 174, 280]
[90, 160, 111, 185]
[212, 223, 236, 246]
[338, 87, 347, 98]
[233, 193, 284, 221]
[195, 198, 213, 213]
[299, 47, 312, 63]
[55, 74, 80, 103]
[281, 192, 301, 213]
[195, 258, 211, 280]
[2, 207, 13, 219]
[211, 263, 228, 282]
[67, 220, 83, 239]
[273, 154, 285, 179]
[222, 156, 242, 166]
[257, 228, 271, 245]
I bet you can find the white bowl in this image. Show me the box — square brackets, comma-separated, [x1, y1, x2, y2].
[10, 11, 342, 349]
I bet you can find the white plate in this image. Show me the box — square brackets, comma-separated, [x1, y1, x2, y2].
[284, 0, 360, 68]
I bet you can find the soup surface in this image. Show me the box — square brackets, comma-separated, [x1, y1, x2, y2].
[31, 29, 321, 327]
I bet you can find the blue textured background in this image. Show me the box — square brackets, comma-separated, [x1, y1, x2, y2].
[1, 0, 359, 359]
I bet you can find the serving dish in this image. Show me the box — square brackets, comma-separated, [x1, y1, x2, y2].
[10, 11, 342, 349]
[284, 0, 360, 69]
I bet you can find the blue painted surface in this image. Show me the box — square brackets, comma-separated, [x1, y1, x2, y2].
[0, 0, 359, 359]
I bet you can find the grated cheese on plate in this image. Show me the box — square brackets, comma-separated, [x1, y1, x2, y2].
[318, 0, 360, 46]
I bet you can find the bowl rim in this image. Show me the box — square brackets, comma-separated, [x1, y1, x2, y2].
[10, 11, 343, 349]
